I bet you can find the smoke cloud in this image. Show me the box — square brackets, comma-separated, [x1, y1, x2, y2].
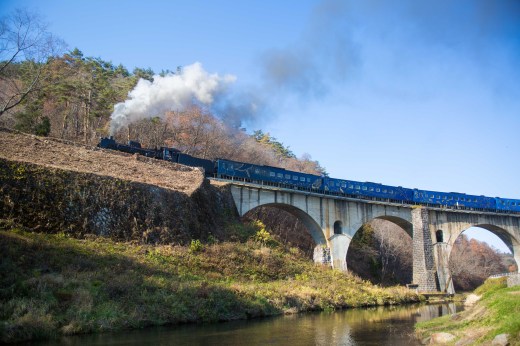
[110, 62, 237, 134]
[110, 0, 519, 133]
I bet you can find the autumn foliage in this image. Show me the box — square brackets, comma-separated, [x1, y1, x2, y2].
[449, 234, 515, 291]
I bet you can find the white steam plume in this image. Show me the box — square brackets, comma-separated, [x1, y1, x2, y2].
[110, 62, 236, 134]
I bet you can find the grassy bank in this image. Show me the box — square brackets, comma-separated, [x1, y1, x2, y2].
[416, 277, 520, 345]
[0, 228, 421, 343]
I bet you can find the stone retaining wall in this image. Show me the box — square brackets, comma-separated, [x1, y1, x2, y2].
[0, 159, 237, 244]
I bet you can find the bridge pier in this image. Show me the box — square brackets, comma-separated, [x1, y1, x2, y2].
[313, 245, 331, 266]
[412, 208, 439, 292]
[433, 242, 454, 294]
[513, 244, 520, 274]
[330, 234, 349, 271]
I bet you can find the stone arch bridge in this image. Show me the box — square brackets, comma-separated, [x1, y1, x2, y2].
[225, 181, 520, 293]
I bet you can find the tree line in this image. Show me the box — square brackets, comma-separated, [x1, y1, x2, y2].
[0, 9, 325, 176]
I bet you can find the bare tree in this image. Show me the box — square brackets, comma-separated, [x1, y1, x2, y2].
[0, 8, 64, 116]
[449, 235, 508, 291]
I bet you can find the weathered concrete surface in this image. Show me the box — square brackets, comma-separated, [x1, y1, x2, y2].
[229, 183, 520, 292]
[229, 184, 411, 269]
[507, 273, 520, 287]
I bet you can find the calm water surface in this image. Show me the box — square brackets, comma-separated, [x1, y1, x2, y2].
[28, 303, 459, 346]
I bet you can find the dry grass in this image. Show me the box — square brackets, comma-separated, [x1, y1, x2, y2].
[0, 228, 421, 343]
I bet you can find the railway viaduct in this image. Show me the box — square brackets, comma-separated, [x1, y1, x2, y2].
[225, 181, 520, 293]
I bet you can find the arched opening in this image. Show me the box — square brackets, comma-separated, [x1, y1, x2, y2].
[242, 203, 326, 259]
[334, 221, 343, 235]
[436, 230, 444, 243]
[449, 226, 517, 292]
[346, 217, 413, 286]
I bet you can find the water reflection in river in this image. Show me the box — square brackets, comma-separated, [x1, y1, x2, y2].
[28, 303, 459, 346]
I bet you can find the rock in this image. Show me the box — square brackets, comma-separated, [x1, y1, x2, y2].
[430, 332, 456, 344]
[492, 333, 509, 346]
[464, 294, 481, 307]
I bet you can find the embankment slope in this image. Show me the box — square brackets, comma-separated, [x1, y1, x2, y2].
[0, 129, 235, 243]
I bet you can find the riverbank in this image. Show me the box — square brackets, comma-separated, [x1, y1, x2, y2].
[0, 227, 422, 343]
[415, 277, 520, 345]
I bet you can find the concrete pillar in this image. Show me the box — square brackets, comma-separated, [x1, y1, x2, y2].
[514, 243, 520, 273]
[313, 245, 331, 266]
[412, 208, 439, 292]
[433, 242, 454, 294]
[329, 234, 349, 271]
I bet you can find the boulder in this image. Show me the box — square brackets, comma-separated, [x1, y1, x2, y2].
[430, 332, 456, 344]
[492, 333, 509, 346]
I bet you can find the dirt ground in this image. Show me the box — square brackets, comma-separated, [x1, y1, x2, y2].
[0, 128, 204, 194]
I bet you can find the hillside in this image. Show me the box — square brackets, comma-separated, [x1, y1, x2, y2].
[0, 128, 236, 244]
[0, 128, 203, 194]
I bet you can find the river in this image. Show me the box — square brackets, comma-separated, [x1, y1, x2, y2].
[26, 303, 459, 346]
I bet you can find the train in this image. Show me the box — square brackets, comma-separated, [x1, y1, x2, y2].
[98, 137, 520, 213]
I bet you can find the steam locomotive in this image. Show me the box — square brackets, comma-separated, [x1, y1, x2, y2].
[98, 137, 520, 213]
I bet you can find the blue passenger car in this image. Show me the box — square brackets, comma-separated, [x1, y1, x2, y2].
[215, 159, 323, 189]
[413, 189, 495, 210]
[323, 177, 413, 202]
[495, 197, 520, 213]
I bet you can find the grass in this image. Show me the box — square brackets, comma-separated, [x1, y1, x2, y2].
[0, 228, 421, 343]
[416, 277, 520, 345]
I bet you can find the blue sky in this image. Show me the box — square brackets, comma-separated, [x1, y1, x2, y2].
[2, 0, 519, 253]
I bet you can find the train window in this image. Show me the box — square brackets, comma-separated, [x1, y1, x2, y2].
[293, 175, 298, 180]
[362, 186, 367, 191]
[369, 187, 374, 191]
[270, 172, 275, 177]
[307, 178, 311, 182]
[336, 182, 340, 186]
[389, 190, 394, 194]
[383, 189, 387, 193]
[254, 169, 260, 174]
[285, 174, 291, 179]
[443, 196, 447, 200]
[277, 173, 283, 178]
[430, 194, 435, 198]
[300, 177, 305, 182]
[376, 188, 380, 192]
[437, 195, 440, 199]
[342, 183, 347, 188]
[349, 184, 354, 189]
[355, 185, 360, 190]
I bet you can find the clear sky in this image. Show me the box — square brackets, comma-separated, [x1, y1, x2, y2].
[2, 0, 519, 253]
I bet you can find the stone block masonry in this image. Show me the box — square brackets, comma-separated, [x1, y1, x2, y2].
[412, 208, 438, 292]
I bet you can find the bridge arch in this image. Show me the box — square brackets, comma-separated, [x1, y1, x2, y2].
[447, 224, 520, 270]
[346, 217, 414, 285]
[373, 216, 413, 238]
[242, 203, 327, 246]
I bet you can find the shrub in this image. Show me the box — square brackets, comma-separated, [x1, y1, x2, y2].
[189, 239, 203, 253]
